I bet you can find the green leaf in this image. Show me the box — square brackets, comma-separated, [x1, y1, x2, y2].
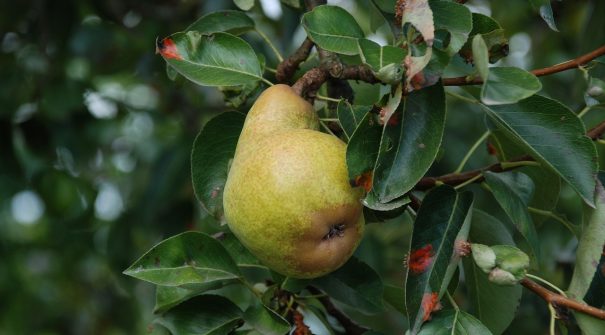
[481, 67, 542, 105]
[472, 35, 489, 81]
[416, 309, 493, 335]
[191, 112, 246, 220]
[483, 95, 598, 206]
[220, 233, 265, 269]
[569, 178, 605, 300]
[336, 101, 372, 140]
[154, 295, 243, 335]
[459, 14, 508, 64]
[186, 10, 255, 35]
[234, 0, 255, 11]
[484, 171, 539, 260]
[463, 210, 521, 335]
[280, 0, 301, 9]
[157, 32, 264, 86]
[243, 305, 290, 335]
[154, 282, 229, 314]
[358, 38, 405, 71]
[373, 83, 446, 203]
[346, 109, 383, 188]
[123, 232, 241, 286]
[405, 185, 474, 334]
[313, 256, 385, 314]
[431, 0, 472, 55]
[302, 5, 365, 55]
[529, 0, 558, 31]
[383, 284, 406, 314]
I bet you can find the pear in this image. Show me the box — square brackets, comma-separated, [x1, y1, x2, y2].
[223, 84, 365, 279]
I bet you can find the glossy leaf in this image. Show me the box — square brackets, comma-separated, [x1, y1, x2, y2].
[483, 95, 598, 206]
[481, 67, 542, 105]
[191, 112, 245, 220]
[358, 38, 405, 71]
[463, 210, 521, 335]
[416, 309, 493, 335]
[123, 232, 241, 286]
[157, 32, 264, 86]
[484, 171, 539, 259]
[243, 305, 290, 335]
[186, 10, 255, 35]
[313, 256, 385, 314]
[373, 83, 446, 203]
[431, 0, 472, 55]
[154, 295, 243, 335]
[405, 185, 474, 334]
[301, 5, 364, 55]
[336, 101, 372, 140]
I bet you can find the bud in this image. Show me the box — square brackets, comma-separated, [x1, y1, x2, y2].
[488, 268, 518, 286]
[375, 63, 404, 85]
[491, 245, 529, 280]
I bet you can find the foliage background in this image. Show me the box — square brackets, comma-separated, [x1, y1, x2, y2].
[0, 0, 604, 334]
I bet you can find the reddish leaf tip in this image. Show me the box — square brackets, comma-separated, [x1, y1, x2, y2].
[156, 37, 183, 60]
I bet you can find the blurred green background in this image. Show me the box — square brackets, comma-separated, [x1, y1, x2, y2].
[0, 0, 604, 334]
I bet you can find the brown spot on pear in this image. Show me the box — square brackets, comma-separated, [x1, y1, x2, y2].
[223, 85, 365, 278]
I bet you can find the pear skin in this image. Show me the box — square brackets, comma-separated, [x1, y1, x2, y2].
[223, 84, 365, 278]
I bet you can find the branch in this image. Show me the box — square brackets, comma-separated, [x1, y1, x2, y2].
[416, 119, 605, 190]
[276, 38, 314, 83]
[521, 278, 605, 320]
[443, 44, 605, 86]
[307, 287, 368, 335]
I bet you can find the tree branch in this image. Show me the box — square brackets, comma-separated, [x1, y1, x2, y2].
[276, 38, 314, 83]
[416, 119, 605, 190]
[307, 287, 368, 335]
[443, 44, 605, 86]
[521, 278, 605, 320]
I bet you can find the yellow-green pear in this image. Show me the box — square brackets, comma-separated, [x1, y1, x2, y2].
[223, 84, 365, 279]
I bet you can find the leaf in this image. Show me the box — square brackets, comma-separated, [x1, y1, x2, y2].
[220, 233, 265, 269]
[463, 210, 521, 335]
[154, 282, 229, 314]
[472, 35, 489, 81]
[383, 284, 406, 314]
[401, 0, 434, 46]
[243, 305, 290, 335]
[569, 178, 605, 300]
[481, 67, 542, 105]
[234, 0, 255, 11]
[301, 5, 365, 55]
[336, 101, 372, 140]
[154, 295, 243, 335]
[405, 185, 474, 334]
[358, 38, 406, 71]
[313, 256, 385, 314]
[459, 14, 508, 64]
[346, 110, 384, 189]
[191, 112, 246, 220]
[416, 309, 493, 335]
[431, 0, 472, 55]
[373, 83, 446, 203]
[529, 0, 558, 32]
[186, 10, 255, 35]
[123, 231, 241, 286]
[484, 171, 539, 260]
[157, 32, 264, 86]
[483, 95, 598, 206]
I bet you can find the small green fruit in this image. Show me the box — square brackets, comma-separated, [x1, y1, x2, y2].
[491, 245, 529, 280]
[223, 85, 365, 279]
[488, 268, 518, 286]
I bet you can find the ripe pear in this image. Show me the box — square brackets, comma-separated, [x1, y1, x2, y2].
[223, 84, 365, 279]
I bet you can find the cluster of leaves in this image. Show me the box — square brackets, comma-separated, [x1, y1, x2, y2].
[125, 0, 605, 334]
